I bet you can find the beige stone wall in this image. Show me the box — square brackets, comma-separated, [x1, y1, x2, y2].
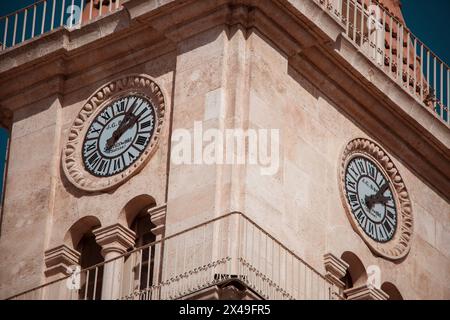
[0, 95, 62, 298]
[48, 50, 176, 248]
[240, 29, 450, 300]
[0, 46, 176, 299]
[165, 25, 253, 232]
[166, 26, 231, 232]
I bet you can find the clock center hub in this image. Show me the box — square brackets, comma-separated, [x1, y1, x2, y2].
[98, 115, 138, 158]
[358, 176, 385, 223]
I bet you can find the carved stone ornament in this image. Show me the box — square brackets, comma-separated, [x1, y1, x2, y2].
[339, 138, 413, 260]
[62, 74, 166, 192]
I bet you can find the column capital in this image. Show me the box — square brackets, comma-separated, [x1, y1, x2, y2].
[344, 284, 389, 300]
[93, 223, 136, 257]
[323, 252, 349, 289]
[44, 244, 80, 277]
[149, 204, 166, 236]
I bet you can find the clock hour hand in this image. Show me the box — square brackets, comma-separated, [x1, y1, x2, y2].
[105, 100, 137, 150]
[376, 195, 391, 205]
[105, 118, 136, 151]
[365, 182, 390, 210]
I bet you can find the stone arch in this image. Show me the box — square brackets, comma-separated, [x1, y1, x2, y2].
[381, 282, 403, 300]
[118, 194, 156, 228]
[64, 215, 102, 249]
[119, 195, 158, 295]
[341, 251, 368, 288]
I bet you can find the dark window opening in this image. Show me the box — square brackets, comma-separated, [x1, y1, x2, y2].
[130, 213, 156, 297]
[77, 231, 104, 300]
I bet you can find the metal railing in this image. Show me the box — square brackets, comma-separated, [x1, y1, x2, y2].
[8, 212, 338, 300]
[314, 0, 449, 126]
[0, 0, 122, 50]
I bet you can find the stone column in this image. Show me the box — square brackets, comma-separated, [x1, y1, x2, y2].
[323, 252, 349, 296]
[93, 224, 135, 300]
[44, 245, 81, 299]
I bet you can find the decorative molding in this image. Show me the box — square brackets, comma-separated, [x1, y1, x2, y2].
[44, 244, 80, 277]
[93, 223, 136, 257]
[62, 74, 166, 192]
[344, 284, 389, 300]
[339, 138, 414, 261]
[323, 253, 349, 289]
[0, 107, 12, 130]
[148, 204, 166, 236]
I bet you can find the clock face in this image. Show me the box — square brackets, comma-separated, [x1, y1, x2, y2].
[344, 156, 397, 243]
[339, 138, 413, 260]
[82, 94, 156, 177]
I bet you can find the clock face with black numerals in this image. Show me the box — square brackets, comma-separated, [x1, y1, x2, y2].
[344, 156, 397, 243]
[62, 74, 166, 192]
[82, 94, 156, 177]
[339, 138, 414, 261]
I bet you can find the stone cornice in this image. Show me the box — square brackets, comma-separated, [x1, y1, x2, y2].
[0, 107, 13, 130]
[344, 284, 389, 300]
[93, 223, 136, 257]
[323, 253, 349, 289]
[44, 244, 81, 277]
[148, 204, 166, 236]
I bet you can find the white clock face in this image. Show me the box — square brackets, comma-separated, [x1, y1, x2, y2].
[82, 94, 156, 177]
[344, 156, 397, 243]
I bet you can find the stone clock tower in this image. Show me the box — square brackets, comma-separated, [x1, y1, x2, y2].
[0, 0, 448, 300]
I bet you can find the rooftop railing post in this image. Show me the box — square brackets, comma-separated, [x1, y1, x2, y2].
[79, 0, 84, 26]
[70, 0, 75, 28]
[447, 69, 449, 124]
[420, 44, 424, 101]
[51, 0, 56, 30]
[3, 17, 8, 50]
[12, 13, 17, 46]
[22, 9, 28, 43]
[61, 0, 66, 27]
[440, 63, 443, 117]
[41, 1, 47, 35]
[413, 37, 417, 96]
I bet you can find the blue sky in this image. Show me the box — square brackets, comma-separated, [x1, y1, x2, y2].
[402, 1, 450, 66]
[0, 0, 449, 201]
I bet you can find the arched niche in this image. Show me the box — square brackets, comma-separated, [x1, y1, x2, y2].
[381, 282, 403, 300]
[118, 194, 156, 228]
[118, 195, 158, 297]
[341, 251, 368, 288]
[64, 215, 102, 250]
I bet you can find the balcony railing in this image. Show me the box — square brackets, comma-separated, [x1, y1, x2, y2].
[314, 0, 449, 126]
[0, 0, 122, 50]
[7, 212, 339, 300]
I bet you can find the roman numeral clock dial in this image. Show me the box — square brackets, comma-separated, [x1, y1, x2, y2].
[344, 156, 396, 243]
[82, 95, 155, 177]
[339, 138, 414, 261]
[62, 75, 166, 192]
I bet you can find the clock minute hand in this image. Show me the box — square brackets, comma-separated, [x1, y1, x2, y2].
[105, 118, 135, 151]
[106, 101, 137, 150]
[376, 182, 389, 198]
